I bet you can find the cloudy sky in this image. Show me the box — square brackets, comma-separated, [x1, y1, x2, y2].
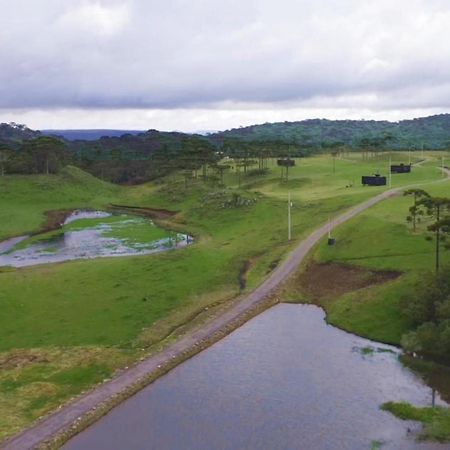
[1, 0, 450, 131]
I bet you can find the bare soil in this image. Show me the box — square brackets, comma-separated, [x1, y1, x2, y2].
[109, 204, 178, 220]
[0, 350, 49, 371]
[296, 262, 401, 304]
[39, 210, 74, 233]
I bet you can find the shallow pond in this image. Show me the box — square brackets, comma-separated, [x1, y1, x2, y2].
[64, 304, 448, 450]
[0, 210, 192, 268]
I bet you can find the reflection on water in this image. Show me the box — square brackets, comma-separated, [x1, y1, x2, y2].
[0, 210, 192, 268]
[64, 305, 449, 450]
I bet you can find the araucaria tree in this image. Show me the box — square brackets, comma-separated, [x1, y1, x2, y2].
[404, 189, 430, 232]
[417, 196, 450, 272]
[0, 143, 12, 176]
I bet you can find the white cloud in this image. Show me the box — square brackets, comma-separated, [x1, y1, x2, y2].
[0, 0, 450, 129]
[56, 2, 130, 37]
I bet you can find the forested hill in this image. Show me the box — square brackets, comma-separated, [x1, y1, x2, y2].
[211, 114, 450, 149]
[42, 129, 145, 141]
[0, 123, 41, 146]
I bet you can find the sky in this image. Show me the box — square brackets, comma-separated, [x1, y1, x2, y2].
[1, 0, 450, 132]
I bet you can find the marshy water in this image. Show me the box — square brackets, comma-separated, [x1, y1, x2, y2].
[0, 210, 192, 268]
[64, 304, 448, 450]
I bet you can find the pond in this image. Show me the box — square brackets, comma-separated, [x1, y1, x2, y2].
[0, 210, 192, 268]
[64, 304, 449, 450]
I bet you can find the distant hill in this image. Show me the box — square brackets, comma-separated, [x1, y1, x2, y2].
[42, 129, 145, 141]
[0, 122, 41, 147]
[211, 114, 450, 149]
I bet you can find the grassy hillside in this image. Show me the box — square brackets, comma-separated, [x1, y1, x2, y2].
[0, 153, 444, 440]
[0, 166, 119, 240]
[282, 154, 450, 345]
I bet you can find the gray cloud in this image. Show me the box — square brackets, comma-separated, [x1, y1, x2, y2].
[1, 0, 450, 117]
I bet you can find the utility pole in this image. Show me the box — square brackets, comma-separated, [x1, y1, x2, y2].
[288, 192, 292, 241]
[408, 149, 411, 165]
[388, 155, 392, 188]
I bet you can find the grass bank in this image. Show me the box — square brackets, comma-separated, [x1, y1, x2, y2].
[382, 402, 450, 442]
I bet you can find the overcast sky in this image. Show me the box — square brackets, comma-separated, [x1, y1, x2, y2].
[1, 0, 450, 131]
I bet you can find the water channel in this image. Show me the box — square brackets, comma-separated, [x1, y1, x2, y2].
[64, 304, 448, 450]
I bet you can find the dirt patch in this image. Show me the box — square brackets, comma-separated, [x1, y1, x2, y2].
[39, 210, 74, 234]
[295, 262, 401, 304]
[109, 204, 178, 220]
[238, 260, 252, 291]
[0, 350, 49, 370]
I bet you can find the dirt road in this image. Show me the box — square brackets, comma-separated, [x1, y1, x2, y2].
[2, 178, 445, 450]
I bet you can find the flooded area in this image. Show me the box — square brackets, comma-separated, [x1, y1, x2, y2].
[64, 304, 448, 450]
[0, 210, 192, 268]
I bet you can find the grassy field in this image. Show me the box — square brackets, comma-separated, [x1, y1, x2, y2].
[0, 153, 445, 440]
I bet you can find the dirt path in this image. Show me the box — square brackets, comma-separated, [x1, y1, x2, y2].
[3, 174, 448, 450]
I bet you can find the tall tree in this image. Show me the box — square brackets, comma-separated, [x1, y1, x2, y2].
[404, 189, 430, 232]
[417, 196, 450, 272]
[23, 136, 69, 174]
[0, 143, 12, 176]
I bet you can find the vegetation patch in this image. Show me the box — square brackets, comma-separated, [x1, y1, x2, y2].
[401, 355, 450, 403]
[381, 402, 450, 442]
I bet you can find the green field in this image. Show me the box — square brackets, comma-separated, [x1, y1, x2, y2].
[0, 153, 446, 440]
[287, 174, 450, 344]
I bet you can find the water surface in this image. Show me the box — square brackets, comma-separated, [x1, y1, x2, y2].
[0, 210, 192, 268]
[64, 304, 448, 450]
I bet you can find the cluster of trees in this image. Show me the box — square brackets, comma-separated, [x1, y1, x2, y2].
[213, 114, 450, 150]
[401, 269, 450, 363]
[404, 190, 450, 271]
[0, 137, 70, 175]
[401, 190, 450, 362]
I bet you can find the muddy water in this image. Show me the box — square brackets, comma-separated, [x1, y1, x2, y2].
[0, 210, 192, 268]
[64, 305, 448, 450]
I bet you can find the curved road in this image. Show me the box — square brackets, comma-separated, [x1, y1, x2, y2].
[3, 173, 448, 450]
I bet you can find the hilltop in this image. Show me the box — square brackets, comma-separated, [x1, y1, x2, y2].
[0, 122, 41, 147]
[211, 114, 450, 149]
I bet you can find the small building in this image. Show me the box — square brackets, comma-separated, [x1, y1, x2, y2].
[390, 163, 411, 174]
[361, 174, 387, 186]
[277, 159, 295, 167]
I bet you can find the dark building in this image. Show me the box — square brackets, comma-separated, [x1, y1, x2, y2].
[277, 159, 295, 167]
[390, 163, 411, 173]
[361, 174, 387, 186]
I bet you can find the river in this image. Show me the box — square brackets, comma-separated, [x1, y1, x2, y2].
[64, 304, 448, 450]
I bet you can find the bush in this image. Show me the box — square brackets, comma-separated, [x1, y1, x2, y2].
[400, 268, 450, 362]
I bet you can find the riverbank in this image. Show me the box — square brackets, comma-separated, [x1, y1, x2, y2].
[280, 165, 450, 442]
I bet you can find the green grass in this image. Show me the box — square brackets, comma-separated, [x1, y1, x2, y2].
[0, 152, 445, 440]
[382, 402, 450, 441]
